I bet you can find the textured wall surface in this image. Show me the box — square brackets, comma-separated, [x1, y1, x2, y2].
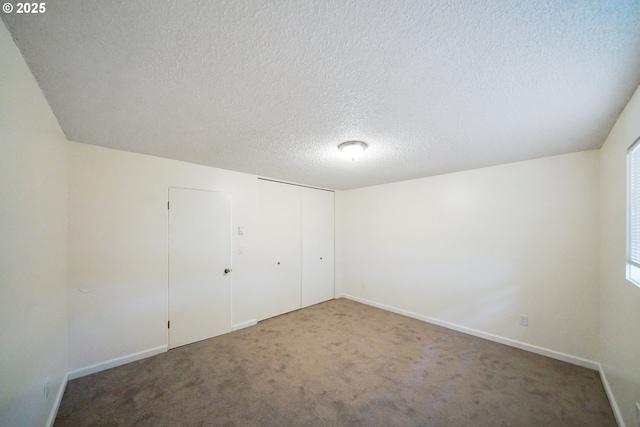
[3, 0, 640, 189]
[0, 20, 68, 427]
[337, 151, 600, 360]
[599, 83, 640, 427]
[68, 142, 258, 373]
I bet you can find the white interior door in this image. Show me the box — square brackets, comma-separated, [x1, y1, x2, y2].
[254, 180, 301, 320]
[168, 188, 232, 349]
[301, 188, 335, 307]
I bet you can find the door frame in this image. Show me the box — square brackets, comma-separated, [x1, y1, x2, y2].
[167, 186, 233, 349]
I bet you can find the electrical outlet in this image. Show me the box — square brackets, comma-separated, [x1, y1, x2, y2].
[44, 379, 49, 400]
[519, 315, 529, 326]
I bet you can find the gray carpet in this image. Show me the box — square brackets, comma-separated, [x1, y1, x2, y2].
[55, 298, 615, 426]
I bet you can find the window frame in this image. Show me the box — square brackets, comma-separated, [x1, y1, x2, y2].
[626, 135, 640, 287]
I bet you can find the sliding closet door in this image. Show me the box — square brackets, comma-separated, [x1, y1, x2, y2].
[301, 187, 335, 307]
[255, 180, 301, 320]
[168, 188, 232, 349]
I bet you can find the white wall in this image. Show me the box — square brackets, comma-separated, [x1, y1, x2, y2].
[336, 151, 600, 361]
[68, 143, 266, 373]
[599, 84, 640, 427]
[0, 20, 69, 427]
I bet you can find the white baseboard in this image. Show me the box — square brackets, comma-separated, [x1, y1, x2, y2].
[46, 373, 68, 427]
[67, 345, 167, 380]
[232, 319, 258, 331]
[598, 364, 625, 427]
[337, 293, 600, 371]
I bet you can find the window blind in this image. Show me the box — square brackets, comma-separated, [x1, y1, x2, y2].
[628, 138, 640, 267]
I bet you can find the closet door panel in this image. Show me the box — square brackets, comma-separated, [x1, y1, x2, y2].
[255, 180, 301, 320]
[301, 188, 334, 307]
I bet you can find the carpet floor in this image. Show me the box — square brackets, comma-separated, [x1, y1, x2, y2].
[55, 298, 615, 426]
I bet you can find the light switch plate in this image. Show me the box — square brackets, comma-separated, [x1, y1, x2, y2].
[238, 226, 244, 235]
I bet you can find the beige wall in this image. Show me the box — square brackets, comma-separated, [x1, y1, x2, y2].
[68, 142, 263, 373]
[68, 143, 337, 374]
[0, 21, 69, 427]
[336, 151, 601, 362]
[599, 84, 640, 427]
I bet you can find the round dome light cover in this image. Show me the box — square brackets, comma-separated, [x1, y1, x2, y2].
[338, 141, 368, 158]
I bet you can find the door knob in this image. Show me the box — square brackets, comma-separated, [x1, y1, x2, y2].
[224, 268, 232, 275]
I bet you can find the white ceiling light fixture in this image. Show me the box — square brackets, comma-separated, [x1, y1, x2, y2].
[338, 140, 368, 160]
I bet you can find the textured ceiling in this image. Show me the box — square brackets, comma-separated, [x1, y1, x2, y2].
[4, 1, 640, 190]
